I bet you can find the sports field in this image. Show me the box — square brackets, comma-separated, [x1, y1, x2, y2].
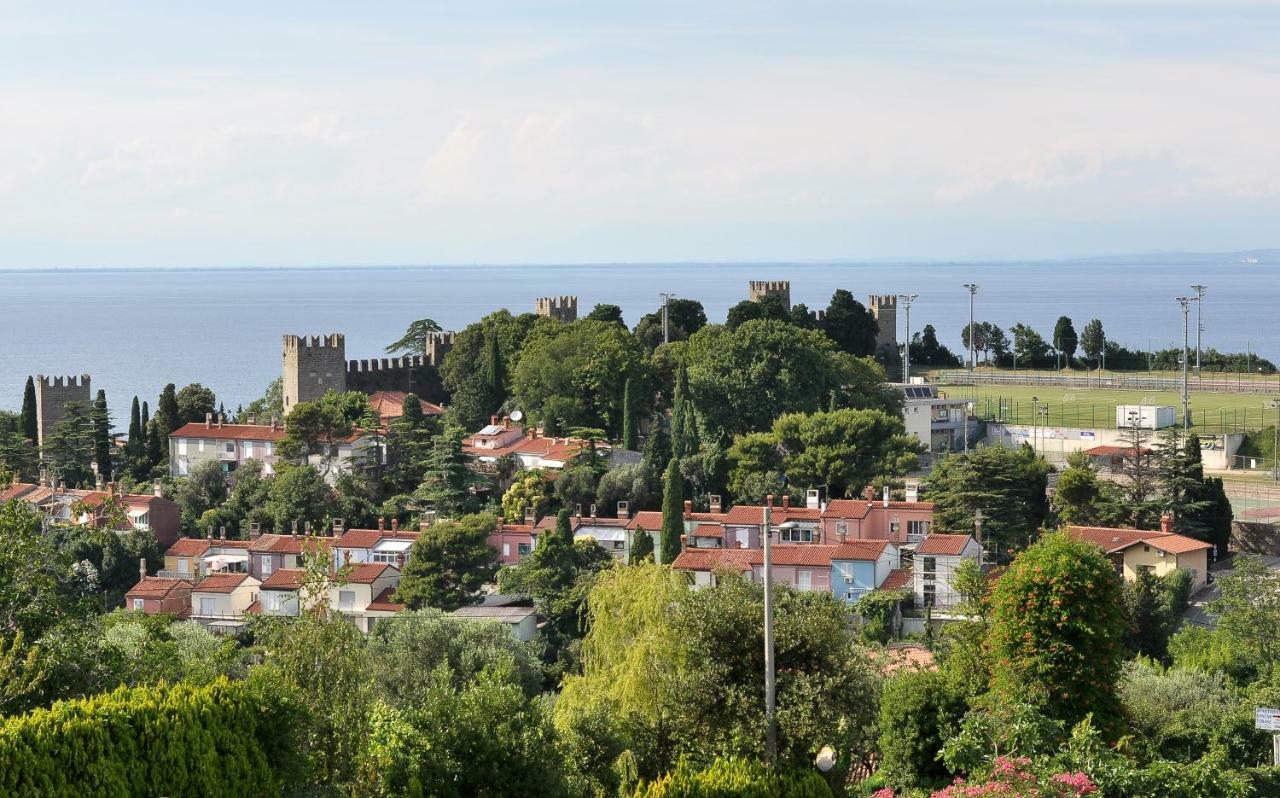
[937, 383, 1278, 433]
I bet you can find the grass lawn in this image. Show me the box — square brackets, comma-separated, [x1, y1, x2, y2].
[937, 383, 1278, 433]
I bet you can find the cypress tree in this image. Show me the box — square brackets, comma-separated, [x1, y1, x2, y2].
[630, 525, 654, 563]
[92, 389, 112, 483]
[556, 507, 574, 547]
[483, 323, 504, 406]
[18, 376, 36, 442]
[156, 384, 180, 435]
[660, 457, 683, 565]
[621, 377, 638, 451]
[125, 397, 142, 462]
[671, 365, 687, 459]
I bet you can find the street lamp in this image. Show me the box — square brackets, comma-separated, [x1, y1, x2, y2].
[761, 502, 784, 763]
[1190, 284, 1206, 376]
[1176, 296, 1194, 430]
[963, 284, 978, 374]
[898, 293, 918, 381]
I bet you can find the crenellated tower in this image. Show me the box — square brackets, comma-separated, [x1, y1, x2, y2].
[282, 334, 346, 410]
[535, 296, 578, 322]
[35, 374, 91, 447]
[748, 280, 791, 311]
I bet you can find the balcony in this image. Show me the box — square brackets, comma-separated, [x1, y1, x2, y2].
[156, 569, 196, 581]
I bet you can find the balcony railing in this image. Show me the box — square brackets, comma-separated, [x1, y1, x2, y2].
[156, 570, 196, 581]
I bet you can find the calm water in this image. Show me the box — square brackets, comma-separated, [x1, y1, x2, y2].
[0, 261, 1277, 414]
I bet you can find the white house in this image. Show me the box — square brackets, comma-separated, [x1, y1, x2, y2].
[189, 573, 261, 634]
[911, 534, 982, 609]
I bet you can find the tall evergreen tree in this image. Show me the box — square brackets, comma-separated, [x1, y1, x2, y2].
[483, 322, 505, 407]
[18, 377, 37, 443]
[156, 384, 180, 435]
[671, 364, 688, 459]
[660, 457, 684, 565]
[630, 524, 654, 563]
[621, 377, 638, 451]
[1156, 431, 1212, 538]
[91, 389, 112, 484]
[42, 401, 96, 487]
[1053, 315, 1078, 363]
[556, 507, 573, 547]
[822, 289, 879, 357]
[125, 396, 142, 465]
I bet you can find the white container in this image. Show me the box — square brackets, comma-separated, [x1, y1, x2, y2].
[1115, 404, 1176, 430]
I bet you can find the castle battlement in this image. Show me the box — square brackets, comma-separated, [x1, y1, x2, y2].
[283, 333, 345, 351]
[425, 331, 457, 366]
[38, 374, 91, 389]
[535, 296, 578, 322]
[748, 280, 792, 311]
[34, 372, 92, 447]
[868, 294, 898, 309]
[346, 356, 426, 375]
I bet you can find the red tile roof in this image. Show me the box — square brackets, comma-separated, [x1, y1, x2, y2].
[166, 538, 212, 557]
[692, 523, 723, 538]
[534, 515, 630, 531]
[337, 528, 421, 550]
[193, 573, 251, 593]
[248, 534, 333, 555]
[722, 505, 822, 525]
[125, 576, 190, 599]
[170, 422, 287, 442]
[673, 541, 890, 571]
[367, 587, 406, 612]
[245, 600, 262, 614]
[368, 390, 445, 420]
[260, 569, 305, 590]
[1065, 526, 1212, 555]
[1082, 445, 1152, 457]
[880, 567, 912, 591]
[671, 548, 755, 572]
[345, 563, 397, 584]
[915, 534, 974, 556]
[822, 499, 934, 519]
[627, 511, 664, 530]
[0, 482, 39, 501]
[495, 523, 535, 534]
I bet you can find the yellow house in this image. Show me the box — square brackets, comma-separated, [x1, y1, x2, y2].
[1066, 519, 1212, 590]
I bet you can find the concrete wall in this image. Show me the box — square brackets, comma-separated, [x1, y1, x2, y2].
[986, 422, 1243, 469]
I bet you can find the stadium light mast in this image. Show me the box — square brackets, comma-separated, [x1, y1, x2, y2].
[963, 284, 978, 374]
[1190, 284, 1206, 375]
[1177, 296, 1193, 429]
[659, 292, 675, 345]
[898, 293, 918, 381]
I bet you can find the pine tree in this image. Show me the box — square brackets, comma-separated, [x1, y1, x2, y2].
[92, 389, 112, 484]
[621, 377, 638, 451]
[42, 401, 96, 487]
[660, 457, 683, 565]
[1156, 430, 1211, 537]
[18, 377, 36, 443]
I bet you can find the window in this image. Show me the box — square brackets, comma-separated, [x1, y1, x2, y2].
[922, 557, 937, 579]
[922, 583, 937, 607]
[260, 556, 273, 577]
[780, 526, 813, 543]
[836, 562, 855, 581]
[132, 598, 145, 611]
[243, 442, 254, 458]
[517, 543, 532, 557]
[339, 591, 356, 612]
[836, 521, 849, 538]
[265, 442, 274, 456]
[1143, 545, 1150, 553]
[198, 439, 205, 453]
[177, 439, 188, 456]
[889, 520, 901, 536]
[372, 552, 400, 564]
[502, 543, 511, 557]
[199, 597, 216, 616]
[178, 558, 190, 574]
[178, 460, 189, 476]
[797, 570, 812, 590]
[907, 520, 930, 540]
[225, 442, 235, 454]
[133, 512, 149, 529]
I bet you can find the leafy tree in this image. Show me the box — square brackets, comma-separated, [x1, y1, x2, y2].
[91, 389, 112, 484]
[1050, 450, 1110, 525]
[394, 512, 499, 611]
[660, 458, 683, 565]
[501, 469, 552, 523]
[279, 389, 372, 470]
[19, 376, 37, 442]
[725, 294, 790, 330]
[586, 303, 625, 326]
[988, 532, 1127, 732]
[1010, 323, 1052, 367]
[412, 426, 484, 517]
[0, 412, 37, 484]
[634, 757, 834, 797]
[634, 298, 708, 352]
[771, 408, 920, 498]
[556, 465, 602, 516]
[822, 289, 879, 357]
[1116, 659, 1249, 765]
[175, 383, 217, 424]
[1053, 315, 1078, 363]
[264, 464, 334, 534]
[726, 431, 784, 504]
[384, 317, 441, 356]
[382, 391, 439, 495]
[42, 400, 96, 487]
[1207, 553, 1280, 675]
[684, 320, 898, 439]
[512, 319, 648, 437]
[240, 377, 285, 423]
[440, 309, 551, 431]
[1080, 318, 1106, 365]
[630, 525, 655, 563]
[924, 445, 1051, 557]
[877, 668, 970, 791]
[596, 463, 652, 517]
[910, 324, 963, 367]
[1124, 567, 1192, 661]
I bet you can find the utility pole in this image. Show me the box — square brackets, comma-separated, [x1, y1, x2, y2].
[1190, 284, 1206, 376]
[1271, 400, 1280, 483]
[1177, 296, 1193, 430]
[963, 284, 978, 374]
[659, 292, 674, 345]
[762, 497, 776, 763]
[898, 293, 918, 381]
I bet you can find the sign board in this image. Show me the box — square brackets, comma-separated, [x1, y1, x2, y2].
[1080, 430, 1096, 439]
[1255, 707, 1280, 731]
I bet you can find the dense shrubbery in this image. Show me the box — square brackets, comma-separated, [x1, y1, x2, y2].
[633, 757, 833, 798]
[0, 678, 303, 798]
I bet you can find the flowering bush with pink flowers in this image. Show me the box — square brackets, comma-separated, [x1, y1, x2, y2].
[868, 757, 1096, 798]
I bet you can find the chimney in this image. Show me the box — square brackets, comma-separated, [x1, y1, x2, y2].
[864, 485, 875, 501]
[304, 521, 312, 536]
[423, 510, 438, 527]
[882, 486, 890, 508]
[205, 412, 212, 429]
[576, 504, 583, 518]
[683, 500, 692, 519]
[1160, 513, 1173, 534]
[332, 518, 344, 536]
[250, 522, 261, 539]
[781, 494, 790, 510]
[216, 414, 223, 429]
[270, 416, 278, 431]
[206, 527, 213, 540]
[805, 489, 820, 510]
[378, 517, 385, 532]
[153, 479, 163, 498]
[617, 500, 630, 518]
[139, 557, 147, 583]
[524, 507, 536, 526]
[709, 495, 722, 513]
[291, 520, 298, 538]
[107, 482, 116, 497]
[95, 475, 104, 490]
[766, 493, 775, 508]
[491, 414, 500, 426]
[219, 525, 226, 541]
[590, 503, 597, 519]
[391, 518, 399, 535]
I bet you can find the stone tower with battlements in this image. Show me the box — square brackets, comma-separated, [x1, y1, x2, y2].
[35, 374, 91, 447]
[868, 294, 899, 360]
[283, 334, 347, 411]
[748, 280, 792, 311]
[424, 331, 457, 367]
[535, 296, 578, 322]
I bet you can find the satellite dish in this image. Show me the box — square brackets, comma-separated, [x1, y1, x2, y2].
[510, 410, 524, 422]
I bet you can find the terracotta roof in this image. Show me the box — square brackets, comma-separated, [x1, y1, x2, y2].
[125, 576, 190, 599]
[822, 499, 934, 519]
[915, 534, 974, 556]
[193, 573, 252, 593]
[462, 431, 589, 463]
[722, 505, 822, 525]
[1065, 525, 1212, 555]
[627, 511, 664, 530]
[367, 587, 406, 612]
[170, 422, 288, 442]
[337, 528, 421, 550]
[248, 534, 333, 555]
[166, 538, 212, 557]
[345, 563, 397, 584]
[671, 548, 755, 572]
[245, 600, 262, 614]
[260, 569, 305, 590]
[368, 390, 446, 420]
[880, 567, 912, 591]
[673, 541, 890, 571]
[495, 523, 534, 535]
[693, 523, 723, 538]
[0, 482, 38, 501]
[534, 515, 630, 531]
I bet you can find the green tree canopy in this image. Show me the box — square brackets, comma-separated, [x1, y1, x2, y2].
[1053, 315, 1078, 362]
[633, 298, 707, 352]
[924, 444, 1051, 558]
[821, 289, 879, 357]
[394, 512, 499, 611]
[175, 383, 217, 424]
[440, 309, 552, 431]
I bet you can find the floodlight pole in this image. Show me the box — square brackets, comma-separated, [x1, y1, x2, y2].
[898, 293, 918, 380]
[762, 498, 776, 764]
[1190, 284, 1206, 376]
[1177, 297, 1193, 430]
[963, 284, 978, 373]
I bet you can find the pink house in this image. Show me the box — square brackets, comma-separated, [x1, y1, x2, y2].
[124, 576, 192, 616]
[489, 523, 537, 564]
[821, 499, 934, 546]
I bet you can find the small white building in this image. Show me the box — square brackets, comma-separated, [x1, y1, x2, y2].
[897, 384, 971, 457]
[911, 534, 982, 609]
[189, 573, 261, 634]
[451, 605, 540, 642]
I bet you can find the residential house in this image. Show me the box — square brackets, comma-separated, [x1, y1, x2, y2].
[896, 383, 973, 457]
[451, 605, 539, 642]
[332, 519, 420, 569]
[911, 534, 983, 608]
[821, 497, 935, 548]
[672, 540, 900, 600]
[4, 480, 181, 546]
[330, 563, 403, 633]
[462, 418, 641, 477]
[1080, 445, 1152, 473]
[488, 522, 538, 565]
[258, 568, 304, 617]
[169, 416, 286, 477]
[1067, 517, 1212, 589]
[189, 573, 261, 633]
[367, 390, 445, 424]
[124, 575, 192, 616]
[161, 536, 254, 580]
[536, 508, 635, 560]
[247, 532, 333, 580]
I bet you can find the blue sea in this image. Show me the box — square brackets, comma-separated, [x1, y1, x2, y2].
[0, 261, 1276, 414]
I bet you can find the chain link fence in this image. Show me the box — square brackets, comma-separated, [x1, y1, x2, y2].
[966, 396, 1266, 435]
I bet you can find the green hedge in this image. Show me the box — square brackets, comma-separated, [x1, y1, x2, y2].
[634, 757, 834, 798]
[0, 677, 304, 798]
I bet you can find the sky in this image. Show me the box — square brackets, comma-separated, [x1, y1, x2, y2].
[2, 1, 1279, 268]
